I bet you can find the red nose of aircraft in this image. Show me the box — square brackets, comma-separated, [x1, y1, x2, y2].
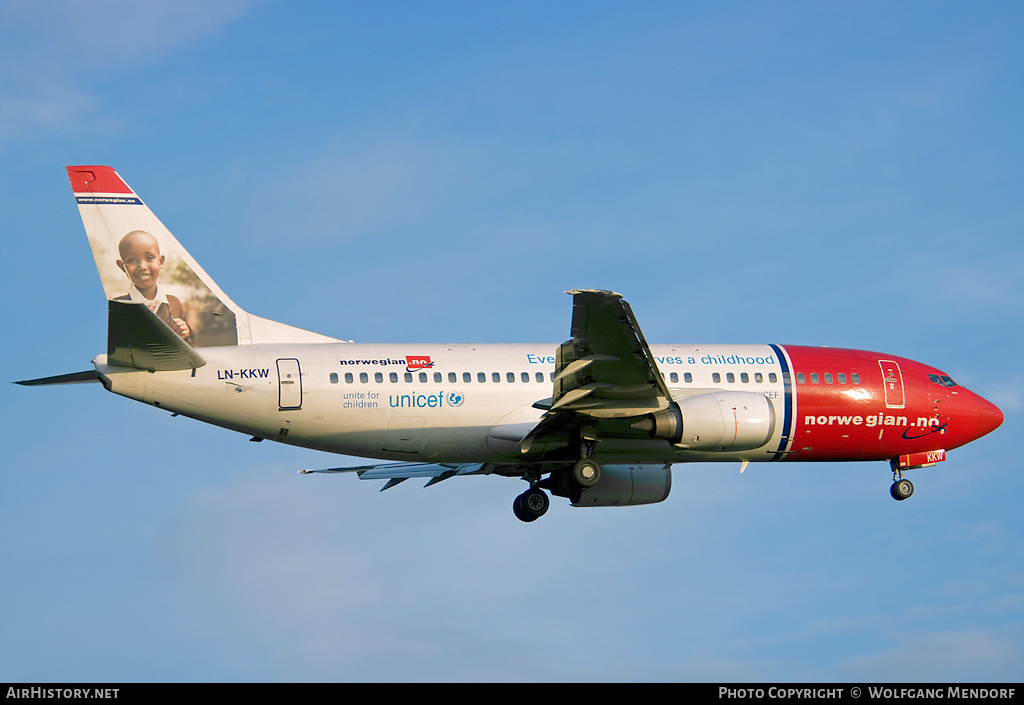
[975, 394, 1004, 439]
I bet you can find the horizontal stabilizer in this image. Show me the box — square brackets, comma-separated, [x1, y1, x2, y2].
[15, 370, 100, 386]
[108, 300, 207, 371]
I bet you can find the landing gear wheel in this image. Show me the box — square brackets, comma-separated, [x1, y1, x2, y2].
[572, 458, 601, 488]
[890, 479, 914, 501]
[513, 488, 550, 522]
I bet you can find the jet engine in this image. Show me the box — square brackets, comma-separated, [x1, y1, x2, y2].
[632, 391, 776, 451]
[571, 463, 672, 507]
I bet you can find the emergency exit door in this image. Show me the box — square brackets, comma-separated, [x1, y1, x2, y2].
[878, 359, 905, 409]
[277, 358, 302, 410]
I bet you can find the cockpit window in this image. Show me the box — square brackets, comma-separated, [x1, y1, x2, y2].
[928, 373, 958, 388]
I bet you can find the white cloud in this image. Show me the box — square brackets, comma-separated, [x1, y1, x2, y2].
[1, 0, 261, 64]
[0, 0, 264, 141]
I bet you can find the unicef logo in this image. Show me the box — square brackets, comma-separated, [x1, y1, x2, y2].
[446, 390, 465, 407]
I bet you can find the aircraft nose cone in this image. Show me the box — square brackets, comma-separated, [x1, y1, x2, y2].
[976, 397, 1003, 438]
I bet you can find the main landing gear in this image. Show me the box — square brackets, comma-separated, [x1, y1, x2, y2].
[571, 435, 602, 488]
[513, 435, 605, 522]
[512, 454, 605, 522]
[571, 458, 601, 488]
[512, 486, 550, 522]
[889, 460, 914, 501]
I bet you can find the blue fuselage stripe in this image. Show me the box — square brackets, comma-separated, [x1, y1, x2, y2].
[769, 343, 793, 461]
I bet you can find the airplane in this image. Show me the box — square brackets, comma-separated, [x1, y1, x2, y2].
[17, 166, 1004, 522]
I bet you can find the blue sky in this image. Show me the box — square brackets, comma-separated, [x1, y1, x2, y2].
[2, 0, 1022, 682]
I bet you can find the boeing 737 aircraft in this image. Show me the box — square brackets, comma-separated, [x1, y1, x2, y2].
[18, 166, 1004, 521]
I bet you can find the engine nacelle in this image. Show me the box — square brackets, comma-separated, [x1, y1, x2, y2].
[572, 463, 672, 507]
[633, 391, 776, 451]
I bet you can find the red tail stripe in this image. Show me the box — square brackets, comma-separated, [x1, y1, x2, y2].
[66, 166, 134, 195]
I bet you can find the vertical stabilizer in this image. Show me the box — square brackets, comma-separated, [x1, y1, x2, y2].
[67, 166, 338, 346]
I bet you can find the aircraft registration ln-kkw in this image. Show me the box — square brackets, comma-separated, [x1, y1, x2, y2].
[18, 166, 1004, 522]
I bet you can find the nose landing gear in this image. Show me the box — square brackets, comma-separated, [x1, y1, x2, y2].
[890, 478, 914, 501]
[889, 460, 914, 501]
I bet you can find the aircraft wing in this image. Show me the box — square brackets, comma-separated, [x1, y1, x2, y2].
[551, 289, 671, 413]
[301, 462, 490, 490]
[518, 289, 672, 455]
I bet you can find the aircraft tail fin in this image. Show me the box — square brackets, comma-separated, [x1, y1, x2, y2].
[66, 166, 338, 347]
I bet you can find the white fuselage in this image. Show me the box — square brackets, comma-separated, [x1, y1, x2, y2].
[97, 342, 789, 464]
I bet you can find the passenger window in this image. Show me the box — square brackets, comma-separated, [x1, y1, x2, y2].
[670, 372, 678, 383]
[404, 372, 413, 383]
[726, 372, 735, 383]
[740, 372, 749, 383]
[434, 372, 442, 383]
[463, 372, 471, 383]
[771, 373, 779, 384]
[374, 372, 383, 383]
[521, 372, 529, 383]
[684, 372, 693, 383]
[838, 373, 847, 384]
[507, 372, 515, 383]
[492, 372, 500, 383]
[712, 372, 721, 383]
[824, 373, 833, 384]
[418, 372, 427, 383]
[536, 372, 545, 383]
[360, 372, 368, 383]
[796, 373, 805, 384]
[389, 372, 398, 383]
[810, 373, 819, 384]
[478, 372, 486, 383]
[330, 373, 339, 384]
[754, 372, 763, 383]
[345, 372, 353, 384]
[852, 373, 861, 384]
